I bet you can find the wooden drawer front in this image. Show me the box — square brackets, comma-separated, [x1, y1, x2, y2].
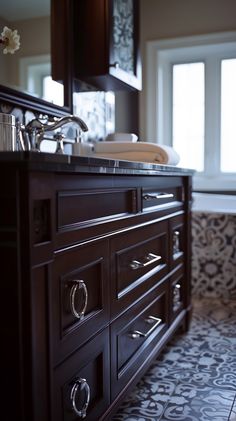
[52, 328, 110, 421]
[57, 188, 137, 230]
[51, 240, 109, 365]
[111, 281, 168, 399]
[110, 221, 168, 317]
[170, 265, 185, 323]
[142, 180, 183, 211]
[169, 214, 185, 269]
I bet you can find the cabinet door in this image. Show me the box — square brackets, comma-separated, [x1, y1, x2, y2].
[73, 0, 141, 91]
[108, 0, 141, 90]
[52, 328, 110, 421]
[51, 239, 109, 365]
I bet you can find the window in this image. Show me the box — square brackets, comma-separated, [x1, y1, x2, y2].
[221, 59, 236, 173]
[20, 55, 64, 106]
[43, 76, 64, 106]
[172, 62, 205, 172]
[146, 32, 236, 190]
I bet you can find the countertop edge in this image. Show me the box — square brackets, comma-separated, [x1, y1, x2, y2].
[0, 151, 195, 176]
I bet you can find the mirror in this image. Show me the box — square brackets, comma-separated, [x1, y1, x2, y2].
[0, 0, 65, 107]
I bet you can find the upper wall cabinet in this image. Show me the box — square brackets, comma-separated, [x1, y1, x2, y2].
[73, 0, 142, 91]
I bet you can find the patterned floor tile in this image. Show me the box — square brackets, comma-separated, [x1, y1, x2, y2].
[168, 332, 236, 355]
[229, 399, 236, 420]
[112, 379, 178, 421]
[113, 299, 236, 421]
[172, 353, 236, 390]
[160, 384, 235, 421]
[150, 346, 236, 390]
[191, 315, 236, 340]
[168, 332, 235, 359]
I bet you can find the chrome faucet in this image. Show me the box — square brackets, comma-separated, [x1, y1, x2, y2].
[18, 115, 88, 152]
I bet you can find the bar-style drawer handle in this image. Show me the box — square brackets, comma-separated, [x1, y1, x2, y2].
[130, 315, 162, 339]
[70, 378, 90, 418]
[143, 192, 174, 201]
[130, 252, 161, 270]
[69, 280, 88, 320]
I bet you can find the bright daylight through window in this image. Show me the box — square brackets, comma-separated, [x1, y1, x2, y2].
[147, 32, 236, 190]
[172, 62, 205, 172]
[221, 58, 236, 173]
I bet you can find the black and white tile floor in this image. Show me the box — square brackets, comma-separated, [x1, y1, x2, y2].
[112, 298, 236, 421]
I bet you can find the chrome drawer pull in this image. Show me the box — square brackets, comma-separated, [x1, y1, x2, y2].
[173, 230, 180, 254]
[173, 283, 181, 311]
[130, 315, 162, 339]
[130, 252, 161, 270]
[109, 61, 120, 68]
[70, 378, 90, 418]
[69, 280, 88, 320]
[143, 192, 174, 201]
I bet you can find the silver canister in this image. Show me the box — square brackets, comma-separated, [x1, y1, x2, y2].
[0, 113, 17, 151]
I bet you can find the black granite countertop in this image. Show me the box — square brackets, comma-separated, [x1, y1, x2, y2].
[0, 151, 194, 176]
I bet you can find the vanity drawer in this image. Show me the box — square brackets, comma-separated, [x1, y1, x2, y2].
[51, 239, 109, 365]
[110, 280, 168, 400]
[110, 220, 168, 317]
[52, 328, 110, 421]
[57, 187, 138, 231]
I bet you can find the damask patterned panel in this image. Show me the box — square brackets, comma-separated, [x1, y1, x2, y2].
[192, 212, 236, 299]
[113, 0, 135, 75]
[73, 91, 115, 142]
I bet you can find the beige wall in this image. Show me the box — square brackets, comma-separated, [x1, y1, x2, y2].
[139, 0, 236, 139]
[0, 16, 10, 86]
[0, 16, 50, 89]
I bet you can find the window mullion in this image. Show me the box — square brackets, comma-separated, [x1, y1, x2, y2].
[204, 56, 221, 177]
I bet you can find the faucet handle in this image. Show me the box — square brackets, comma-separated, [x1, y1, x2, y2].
[54, 133, 65, 154]
[75, 128, 83, 143]
[16, 121, 32, 151]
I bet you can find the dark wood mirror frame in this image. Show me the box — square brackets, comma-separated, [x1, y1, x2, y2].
[0, 0, 72, 117]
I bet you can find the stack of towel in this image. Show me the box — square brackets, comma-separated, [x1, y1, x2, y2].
[93, 141, 180, 166]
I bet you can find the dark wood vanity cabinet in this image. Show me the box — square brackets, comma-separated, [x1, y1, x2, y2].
[0, 155, 192, 421]
[73, 0, 142, 91]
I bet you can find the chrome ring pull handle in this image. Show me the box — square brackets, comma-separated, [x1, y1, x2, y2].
[143, 192, 174, 201]
[69, 280, 88, 320]
[130, 315, 162, 339]
[130, 252, 161, 270]
[70, 378, 90, 418]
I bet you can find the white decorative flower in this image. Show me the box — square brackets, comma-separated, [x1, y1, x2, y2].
[0, 26, 20, 54]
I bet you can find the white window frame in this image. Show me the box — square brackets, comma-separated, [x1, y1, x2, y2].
[146, 31, 236, 191]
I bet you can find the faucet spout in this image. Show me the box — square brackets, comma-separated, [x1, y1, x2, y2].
[24, 115, 89, 152]
[42, 115, 89, 133]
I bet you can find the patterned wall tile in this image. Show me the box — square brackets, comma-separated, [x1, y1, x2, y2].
[192, 212, 236, 299]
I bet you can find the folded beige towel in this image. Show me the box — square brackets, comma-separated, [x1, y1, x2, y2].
[94, 142, 180, 165]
